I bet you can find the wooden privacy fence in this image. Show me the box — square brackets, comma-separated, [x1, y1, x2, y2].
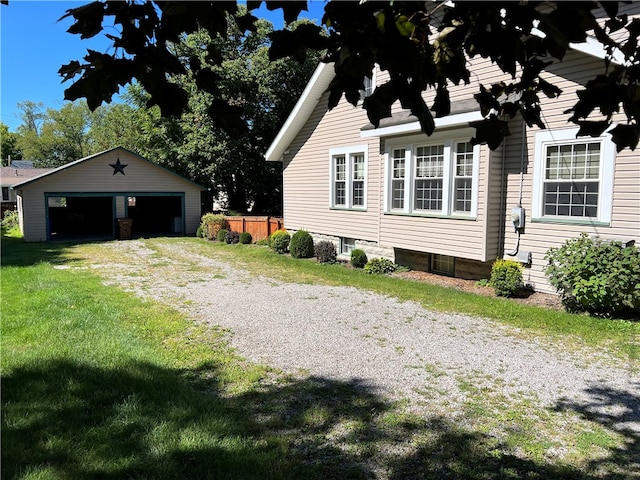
[225, 216, 284, 241]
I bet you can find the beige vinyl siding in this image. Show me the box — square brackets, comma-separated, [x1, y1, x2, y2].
[516, 143, 640, 294]
[280, 37, 638, 293]
[379, 138, 492, 262]
[18, 189, 46, 242]
[25, 151, 196, 192]
[18, 150, 203, 242]
[496, 52, 640, 293]
[383, 56, 512, 117]
[484, 143, 507, 261]
[283, 91, 381, 241]
[116, 195, 126, 218]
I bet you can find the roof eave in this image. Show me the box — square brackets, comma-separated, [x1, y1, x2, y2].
[265, 62, 335, 162]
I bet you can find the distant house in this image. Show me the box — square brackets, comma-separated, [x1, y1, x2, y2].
[266, 7, 639, 294]
[13, 147, 205, 242]
[1, 163, 54, 216]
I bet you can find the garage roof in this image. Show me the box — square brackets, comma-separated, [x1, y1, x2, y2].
[12, 147, 206, 190]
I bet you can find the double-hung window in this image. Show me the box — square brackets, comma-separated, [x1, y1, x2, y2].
[360, 74, 375, 101]
[391, 148, 406, 210]
[385, 132, 480, 217]
[532, 129, 615, 224]
[414, 145, 444, 211]
[330, 146, 368, 210]
[453, 141, 475, 213]
[333, 155, 347, 206]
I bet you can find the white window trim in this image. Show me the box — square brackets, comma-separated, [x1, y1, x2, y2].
[359, 68, 377, 103]
[340, 237, 357, 254]
[532, 127, 615, 225]
[329, 145, 368, 210]
[383, 129, 480, 218]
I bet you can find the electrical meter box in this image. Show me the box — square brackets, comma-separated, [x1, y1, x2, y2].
[511, 207, 525, 230]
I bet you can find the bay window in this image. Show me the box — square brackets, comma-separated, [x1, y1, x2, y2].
[385, 133, 480, 217]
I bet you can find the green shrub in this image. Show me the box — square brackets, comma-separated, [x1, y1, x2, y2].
[269, 229, 290, 254]
[217, 228, 229, 242]
[239, 232, 252, 244]
[545, 233, 640, 316]
[225, 230, 240, 244]
[315, 241, 337, 264]
[350, 249, 368, 268]
[195, 225, 204, 238]
[490, 259, 523, 297]
[290, 230, 314, 259]
[200, 213, 230, 240]
[364, 257, 397, 275]
[255, 238, 269, 246]
[2, 210, 19, 230]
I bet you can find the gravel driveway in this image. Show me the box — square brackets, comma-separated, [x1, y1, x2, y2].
[89, 239, 639, 436]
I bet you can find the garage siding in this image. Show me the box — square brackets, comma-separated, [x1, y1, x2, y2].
[16, 149, 204, 242]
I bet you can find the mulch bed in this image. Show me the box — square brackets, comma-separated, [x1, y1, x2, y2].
[394, 270, 564, 310]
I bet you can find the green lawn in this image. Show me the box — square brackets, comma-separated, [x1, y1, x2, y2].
[2, 232, 638, 479]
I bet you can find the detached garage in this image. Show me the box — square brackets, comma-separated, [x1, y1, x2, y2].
[13, 147, 205, 242]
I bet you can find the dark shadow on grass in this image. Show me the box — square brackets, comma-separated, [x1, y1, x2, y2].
[3, 357, 623, 480]
[1, 234, 86, 267]
[554, 382, 640, 479]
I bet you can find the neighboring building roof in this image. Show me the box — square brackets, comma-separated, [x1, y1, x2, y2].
[10, 160, 35, 169]
[265, 33, 619, 162]
[11, 146, 206, 190]
[0, 167, 55, 187]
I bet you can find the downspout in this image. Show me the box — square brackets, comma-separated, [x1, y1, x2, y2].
[498, 127, 507, 256]
[505, 119, 526, 257]
[378, 138, 383, 253]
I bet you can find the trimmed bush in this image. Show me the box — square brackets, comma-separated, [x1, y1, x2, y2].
[350, 249, 368, 269]
[315, 241, 337, 264]
[200, 213, 230, 240]
[269, 229, 290, 254]
[225, 230, 240, 244]
[239, 232, 252, 244]
[217, 228, 229, 242]
[290, 230, 314, 259]
[2, 210, 19, 230]
[545, 233, 640, 316]
[364, 258, 397, 275]
[490, 259, 523, 297]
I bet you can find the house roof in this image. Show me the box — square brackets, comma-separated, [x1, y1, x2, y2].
[265, 62, 335, 161]
[265, 33, 620, 162]
[0, 167, 55, 187]
[11, 147, 206, 190]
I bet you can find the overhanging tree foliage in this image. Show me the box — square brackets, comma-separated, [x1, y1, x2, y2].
[85, 15, 320, 213]
[59, 1, 640, 151]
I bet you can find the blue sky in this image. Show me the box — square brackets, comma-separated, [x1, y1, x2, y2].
[1, 1, 326, 132]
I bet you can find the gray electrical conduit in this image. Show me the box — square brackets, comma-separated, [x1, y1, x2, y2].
[506, 120, 526, 257]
